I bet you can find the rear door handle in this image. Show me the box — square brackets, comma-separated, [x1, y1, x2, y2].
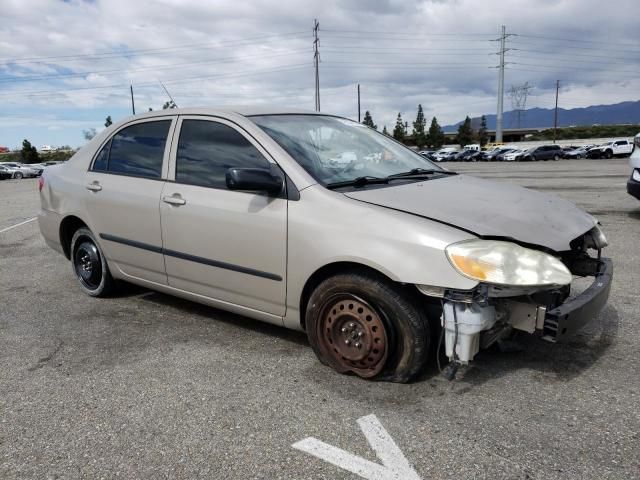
[86, 182, 102, 192]
[162, 195, 186, 206]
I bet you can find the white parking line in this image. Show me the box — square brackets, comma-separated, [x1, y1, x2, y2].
[0, 217, 37, 234]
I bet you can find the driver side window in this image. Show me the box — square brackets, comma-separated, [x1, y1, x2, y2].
[175, 120, 271, 189]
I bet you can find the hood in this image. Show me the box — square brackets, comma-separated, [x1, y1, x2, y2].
[344, 175, 596, 252]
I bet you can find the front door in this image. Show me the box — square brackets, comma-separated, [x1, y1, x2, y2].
[160, 117, 287, 317]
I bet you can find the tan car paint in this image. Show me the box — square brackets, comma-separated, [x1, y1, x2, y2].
[39, 108, 479, 331]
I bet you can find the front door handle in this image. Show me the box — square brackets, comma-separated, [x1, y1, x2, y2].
[163, 194, 186, 206]
[86, 182, 102, 192]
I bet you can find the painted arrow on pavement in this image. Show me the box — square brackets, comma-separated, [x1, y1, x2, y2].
[292, 414, 421, 480]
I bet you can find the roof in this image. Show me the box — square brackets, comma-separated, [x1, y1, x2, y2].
[128, 106, 320, 120]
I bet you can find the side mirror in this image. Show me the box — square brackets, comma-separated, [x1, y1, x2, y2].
[225, 167, 283, 194]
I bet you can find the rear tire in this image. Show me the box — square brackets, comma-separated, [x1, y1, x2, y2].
[305, 271, 430, 383]
[553, 154, 560, 161]
[70, 227, 114, 297]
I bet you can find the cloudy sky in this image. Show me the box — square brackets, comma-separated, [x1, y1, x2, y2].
[1, 0, 639, 148]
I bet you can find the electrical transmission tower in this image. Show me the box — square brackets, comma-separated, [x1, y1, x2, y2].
[508, 82, 533, 128]
[313, 19, 320, 112]
[492, 25, 514, 142]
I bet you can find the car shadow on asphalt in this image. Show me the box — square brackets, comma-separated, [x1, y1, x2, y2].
[449, 305, 619, 391]
[131, 287, 310, 348]
[114, 282, 618, 390]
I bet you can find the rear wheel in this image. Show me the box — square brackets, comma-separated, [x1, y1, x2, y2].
[70, 227, 114, 297]
[305, 271, 430, 382]
[553, 154, 560, 161]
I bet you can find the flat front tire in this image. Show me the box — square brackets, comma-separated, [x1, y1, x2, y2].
[305, 272, 430, 383]
[70, 227, 114, 297]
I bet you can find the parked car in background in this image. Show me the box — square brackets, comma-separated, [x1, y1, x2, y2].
[484, 147, 512, 162]
[588, 140, 634, 159]
[0, 165, 14, 180]
[563, 146, 590, 159]
[628, 133, 640, 200]
[0, 162, 43, 178]
[502, 149, 524, 162]
[518, 145, 563, 161]
[418, 150, 435, 160]
[432, 147, 457, 162]
[37, 107, 612, 382]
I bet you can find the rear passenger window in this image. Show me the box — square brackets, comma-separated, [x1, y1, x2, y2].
[176, 120, 271, 189]
[106, 121, 170, 178]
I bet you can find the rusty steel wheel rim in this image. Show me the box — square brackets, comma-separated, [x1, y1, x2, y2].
[318, 295, 388, 378]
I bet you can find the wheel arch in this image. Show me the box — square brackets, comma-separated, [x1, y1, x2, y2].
[298, 261, 413, 331]
[59, 215, 89, 259]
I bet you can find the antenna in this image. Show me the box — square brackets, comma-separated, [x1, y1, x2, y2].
[158, 80, 178, 108]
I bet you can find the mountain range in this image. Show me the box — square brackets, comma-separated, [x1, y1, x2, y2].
[443, 100, 640, 132]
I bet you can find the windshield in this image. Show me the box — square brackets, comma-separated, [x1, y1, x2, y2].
[251, 114, 442, 186]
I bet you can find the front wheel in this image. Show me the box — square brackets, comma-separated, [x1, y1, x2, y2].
[553, 154, 560, 161]
[605, 150, 613, 159]
[14, 172, 23, 179]
[70, 227, 114, 297]
[305, 272, 430, 382]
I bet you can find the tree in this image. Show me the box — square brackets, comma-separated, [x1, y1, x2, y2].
[362, 110, 377, 130]
[104, 115, 112, 128]
[392, 113, 405, 141]
[457, 116, 474, 147]
[21, 139, 39, 164]
[412, 104, 427, 148]
[426, 117, 445, 149]
[478, 115, 488, 147]
[382, 125, 389, 136]
[82, 128, 97, 141]
[162, 100, 177, 110]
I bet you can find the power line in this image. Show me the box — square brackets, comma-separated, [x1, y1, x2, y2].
[0, 31, 308, 64]
[0, 49, 309, 83]
[0, 64, 311, 98]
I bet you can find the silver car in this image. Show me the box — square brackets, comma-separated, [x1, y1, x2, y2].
[0, 162, 42, 178]
[38, 108, 612, 382]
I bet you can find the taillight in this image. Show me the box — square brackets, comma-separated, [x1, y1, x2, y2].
[38, 176, 44, 192]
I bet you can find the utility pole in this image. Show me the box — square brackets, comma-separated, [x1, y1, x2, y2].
[357, 84, 361, 122]
[494, 25, 512, 143]
[553, 80, 560, 144]
[130, 84, 136, 115]
[313, 19, 320, 112]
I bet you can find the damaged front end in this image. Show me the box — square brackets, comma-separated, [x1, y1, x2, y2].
[421, 226, 613, 375]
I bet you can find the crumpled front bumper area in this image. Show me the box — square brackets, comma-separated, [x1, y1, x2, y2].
[543, 257, 613, 342]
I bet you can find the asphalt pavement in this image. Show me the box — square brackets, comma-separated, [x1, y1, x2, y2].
[1, 158, 638, 479]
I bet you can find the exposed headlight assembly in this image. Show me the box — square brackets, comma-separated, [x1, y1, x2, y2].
[445, 239, 572, 287]
[585, 224, 608, 250]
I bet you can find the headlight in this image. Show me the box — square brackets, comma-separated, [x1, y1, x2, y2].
[633, 169, 640, 182]
[445, 240, 572, 286]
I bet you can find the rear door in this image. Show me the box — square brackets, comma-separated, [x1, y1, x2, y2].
[85, 117, 176, 285]
[159, 116, 287, 317]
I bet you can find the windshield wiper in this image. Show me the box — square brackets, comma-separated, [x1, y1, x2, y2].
[326, 176, 389, 189]
[387, 168, 458, 179]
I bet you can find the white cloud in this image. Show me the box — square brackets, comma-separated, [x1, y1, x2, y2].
[0, 0, 638, 145]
